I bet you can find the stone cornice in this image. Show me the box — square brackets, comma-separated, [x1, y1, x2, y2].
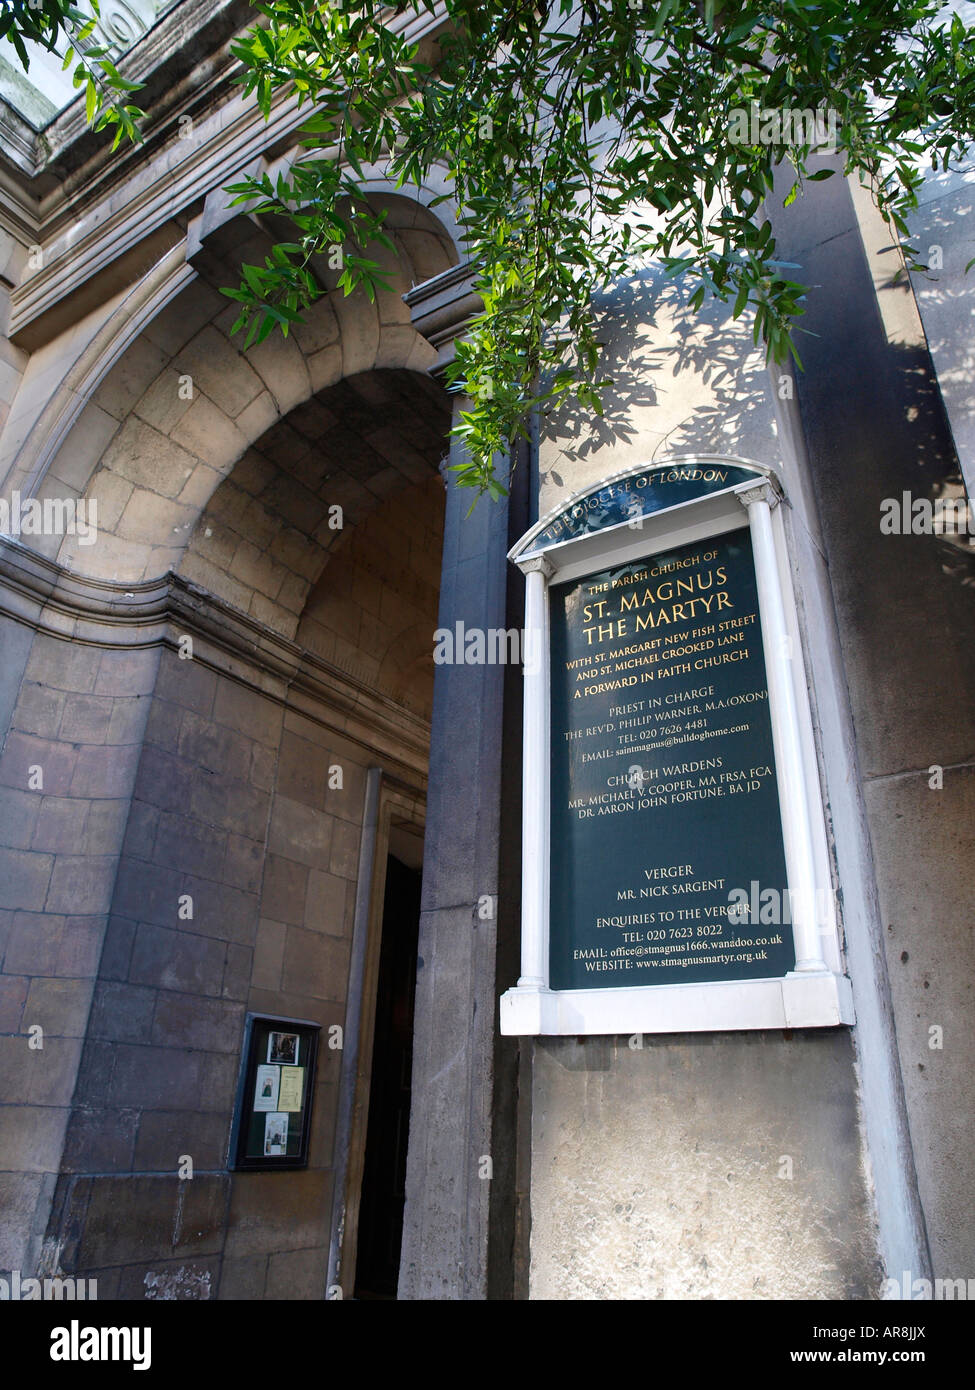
[404, 261, 480, 372]
[0, 0, 253, 180]
[2, 2, 450, 344]
[0, 536, 431, 788]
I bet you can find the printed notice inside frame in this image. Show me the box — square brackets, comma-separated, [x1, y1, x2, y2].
[230, 1015, 320, 1171]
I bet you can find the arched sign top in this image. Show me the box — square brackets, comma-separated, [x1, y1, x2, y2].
[509, 455, 777, 562]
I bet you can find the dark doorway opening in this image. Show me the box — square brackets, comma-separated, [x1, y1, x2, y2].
[353, 854, 422, 1299]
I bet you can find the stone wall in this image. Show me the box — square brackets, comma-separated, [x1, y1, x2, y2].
[526, 252, 886, 1300]
[298, 473, 445, 720]
[775, 170, 975, 1283]
[531, 1032, 880, 1299]
[0, 620, 159, 1275]
[0, 451, 443, 1296]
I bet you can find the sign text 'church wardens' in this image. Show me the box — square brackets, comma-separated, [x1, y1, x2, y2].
[549, 528, 795, 989]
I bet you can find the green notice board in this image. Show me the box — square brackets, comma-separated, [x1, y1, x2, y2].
[231, 1015, 320, 1170]
[549, 527, 795, 990]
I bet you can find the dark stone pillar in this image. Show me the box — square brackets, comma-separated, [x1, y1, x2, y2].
[398, 266, 531, 1300]
[397, 417, 514, 1299]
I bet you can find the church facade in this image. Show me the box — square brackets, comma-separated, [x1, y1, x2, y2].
[0, 0, 972, 1301]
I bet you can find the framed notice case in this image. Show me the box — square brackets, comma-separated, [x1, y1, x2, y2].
[501, 454, 854, 1036]
[230, 1014, 320, 1171]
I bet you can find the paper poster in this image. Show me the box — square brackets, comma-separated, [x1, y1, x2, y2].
[278, 1066, 304, 1113]
[267, 1031, 299, 1065]
[254, 1064, 279, 1112]
[263, 1112, 288, 1156]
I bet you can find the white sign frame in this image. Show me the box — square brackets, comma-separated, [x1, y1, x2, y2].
[501, 455, 854, 1036]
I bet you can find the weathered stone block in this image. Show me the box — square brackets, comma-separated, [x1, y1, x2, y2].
[212, 680, 283, 748]
[94, 648, 159, 699]
[112, 858, 185, 930]
[217, 1254, 268, 1300]
[154, 655, 216, 717]
[69, 743, 141, 800]
[0, 846, 55, 911]
[264, 1247, 327, 1300]
[0, 1106, 69, 1172]
[274, 731, 327, 810]
[260, 855, 308, 928]
[24, 639, 99, 694]
[303, 870, 351, 937]
[134, 368, 196, 436]
[221, 944, 252, 1002]
[0, 1034, 31, 1102]
[109, 1045, 204, 1108]
[267, 796, 333, 871]
[98, 417, 197, 500]
[281, 927, 350, 1003]
[189, 774, 269, 842]
[88, 981, 157, 1043]
[46, 855, 118, 915]
[199, 1052, 238, 1114]
[224, 1170, 332, 1257]
[328, 820, 360, 881]
[23, 977, 94, 1038]
[3, 911, 65, 975]
[178, 712, 253, 779]
[250, 919, 286, 992]
[180, 877, 260, 946]
[222, 834, 263, 896]
[32, 799, 90, 854]
[174, 326, 264, 419]
[59, 694, 115, 744]
[76, 1174, 230, 1267]
[120, 802, 159, 860]
[0, 733, 77, 797]
[306, 1081, 338, 1170]
[0, 1173, 45, 1269]
[0, 787, 40, 849]
[57, 917, 104, 978]
[129, 923, 226, 997]
[133, 1111, 230, 1173]
[143, 698, 183, 752]
[25, 1035, 83, 1106]
[83, 800, 129, 856]
[61, 1108, 139, 1174]
[98, 917, 136, 981]
[94, 335, 169, 422]
[170, 394, 247, 474]
[12, 683, 67, 739]
[152, 810, 227, 882]
[151, 992, 244, 1053]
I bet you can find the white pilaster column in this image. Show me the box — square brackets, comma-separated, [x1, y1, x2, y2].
[516, 553, 554, 990]
[739, 485, 828, 973]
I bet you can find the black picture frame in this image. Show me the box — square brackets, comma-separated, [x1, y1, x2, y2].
[229, 1013, 321, 1171]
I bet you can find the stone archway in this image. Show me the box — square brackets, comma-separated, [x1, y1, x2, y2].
[0, 182, 465, 1293]
[11, 193, 457, 581]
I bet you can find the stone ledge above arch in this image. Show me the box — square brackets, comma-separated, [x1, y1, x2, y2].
[0, 533, 433, 789]
[34, 205, 457, 584]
